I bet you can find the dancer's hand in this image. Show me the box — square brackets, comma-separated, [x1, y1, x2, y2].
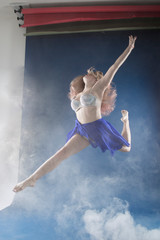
[128, 35, 137, 50]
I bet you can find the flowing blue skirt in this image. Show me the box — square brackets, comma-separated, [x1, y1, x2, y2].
[66, 118, 130, 155]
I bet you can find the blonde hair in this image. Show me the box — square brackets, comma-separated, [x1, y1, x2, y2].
[68, 67, 117, 116]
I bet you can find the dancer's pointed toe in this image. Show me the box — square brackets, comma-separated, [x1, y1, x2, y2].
[121, 110, 129, 123]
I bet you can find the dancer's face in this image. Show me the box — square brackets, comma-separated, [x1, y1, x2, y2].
[83, 73, 97, 86]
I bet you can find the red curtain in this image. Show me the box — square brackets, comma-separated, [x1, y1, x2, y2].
[22, 5, 160, 27]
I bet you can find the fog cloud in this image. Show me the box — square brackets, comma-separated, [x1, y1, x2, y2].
[83, 198, 160, 240]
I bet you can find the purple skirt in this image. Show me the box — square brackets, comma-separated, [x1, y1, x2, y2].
[66, 118, 130, 155]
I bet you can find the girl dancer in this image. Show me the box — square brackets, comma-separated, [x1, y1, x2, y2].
[13, 35, 137, 192]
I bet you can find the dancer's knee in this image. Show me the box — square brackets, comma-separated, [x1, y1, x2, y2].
[119, 145, 131, 152]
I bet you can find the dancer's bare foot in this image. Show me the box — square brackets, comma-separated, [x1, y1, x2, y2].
[121, 110, 129, 123]
[13, 177, 36, 193]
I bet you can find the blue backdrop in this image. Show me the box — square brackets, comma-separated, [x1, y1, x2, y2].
[1, 30, 160, 240]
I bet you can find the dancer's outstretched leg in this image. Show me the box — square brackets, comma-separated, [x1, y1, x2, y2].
[119, 110, 131, 152]
[13, 134, 90, 192]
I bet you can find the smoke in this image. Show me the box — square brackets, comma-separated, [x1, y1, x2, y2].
[83, 198, 160, 240]
[0, 68, 23, 210]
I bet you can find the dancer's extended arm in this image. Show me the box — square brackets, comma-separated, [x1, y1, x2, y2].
[93, 35, 137, 93]
[111, 35, 137, 72]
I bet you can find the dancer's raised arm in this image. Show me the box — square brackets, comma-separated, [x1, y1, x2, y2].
[111, 35, 137, 72]
[93, 35, 137, 94]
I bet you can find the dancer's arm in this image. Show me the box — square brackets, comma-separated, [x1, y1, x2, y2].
[110, 35, 137, 73]
[93, 35, 137, 94]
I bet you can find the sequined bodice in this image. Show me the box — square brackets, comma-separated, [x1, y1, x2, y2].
[71, 93, 97, 112]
